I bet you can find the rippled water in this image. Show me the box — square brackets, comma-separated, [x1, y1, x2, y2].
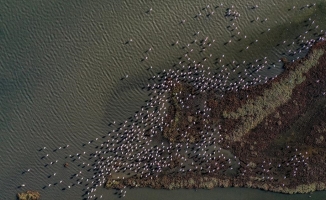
[1, 0, 326, 199]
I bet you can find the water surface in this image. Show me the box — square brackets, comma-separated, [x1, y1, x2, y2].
[1, 0, 325, 199]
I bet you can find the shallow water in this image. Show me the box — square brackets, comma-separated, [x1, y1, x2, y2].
[1, 0, 326, 199]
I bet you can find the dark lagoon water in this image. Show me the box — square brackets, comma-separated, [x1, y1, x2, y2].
[1, 0, 326, 199]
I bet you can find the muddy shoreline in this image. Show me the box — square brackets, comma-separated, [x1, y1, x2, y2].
[106, 40, 326, 194]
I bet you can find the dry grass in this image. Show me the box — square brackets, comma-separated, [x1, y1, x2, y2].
[17, 191, 40, 200]
[222, 49, 325, 141]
